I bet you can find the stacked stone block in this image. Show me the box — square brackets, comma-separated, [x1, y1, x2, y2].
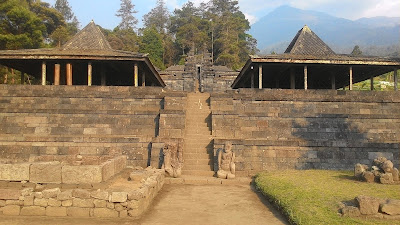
[0, 85, 166, 167]
[211, 89, 400, 175]
[0, 170, 164, 218]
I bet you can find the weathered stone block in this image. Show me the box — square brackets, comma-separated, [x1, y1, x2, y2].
[94, 199, 107, 208]
[0, 189, 21, 200]
[341, 206, 361, 217]
[48, 198, 61, 207]
[20, 206, 46, 216]
[354, 164, 368, 179]
[114, 156, 127, 174]
[62, 165, 102, 184]
[0, 164, 30, 181]
[29, 162, 62, 184]
[46, 206, 67, 217]
[23, 195, 34, 206]
[362, 171, 375, 183]
[380, 200, 400, 215]
[67, 207, 90, 217]
[119, 210, 128, 218]
[93, 208, 119, 218]
[72, 189, 91, 199]
[114, 203, 125, 212]
[111, 192, 128, 203]
[61, 200, 72, 207]
[393, 168, 399, 181]
[34, 198, 48, 207]
[101, 160, 115, 181]
[380, 173, 394, 184]
[91, 190, 109, 200]
[72, 198, 94, 208]
[356, 196, 380, 215]
[6, 200, 23, 206]
[42, 188, 61, 198]
[2, 205, 20, 215]
[57, 190, 72, 201]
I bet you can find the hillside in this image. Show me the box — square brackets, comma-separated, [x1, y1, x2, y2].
[249, 6, 400, 56]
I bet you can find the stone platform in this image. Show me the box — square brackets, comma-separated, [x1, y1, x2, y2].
[165, 175, 252, 185]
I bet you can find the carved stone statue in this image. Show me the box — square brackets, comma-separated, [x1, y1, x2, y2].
[217, 141, 235, 179]
[162, 141, 183, 178]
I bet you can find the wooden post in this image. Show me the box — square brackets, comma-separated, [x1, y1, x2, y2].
[66, 63, 72, 86]
[20, 72, 25, 85]
[141, 72, 146, 87]
[304, 65, 308, 90]
[258, 64, 263, 89]
[101, 65, 106, 86]
[394, 68, 398, 91]
[290, 68, 295, 89]
[349, 66, 353, 91]
[331, 73, 336, 90]
[370, 77, 374, 91]
[88, 62, 92, 86]
[41, 61, 46, 86]
[250, 71, 254, 89]
[134, 63, 139, 87]
[54, 64, 60, 86]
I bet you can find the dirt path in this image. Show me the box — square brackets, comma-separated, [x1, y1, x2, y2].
[0, 184, 287, 225]
[137, 184, 288, 225]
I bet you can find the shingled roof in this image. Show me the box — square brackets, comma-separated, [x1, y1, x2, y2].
[63, 21, 112, 50]
[285, 25, 335, 56]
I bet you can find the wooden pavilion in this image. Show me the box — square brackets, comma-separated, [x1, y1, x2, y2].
[232, 25, 400, 90]
[0, 21, 165, 87]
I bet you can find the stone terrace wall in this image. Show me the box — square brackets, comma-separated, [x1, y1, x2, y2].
[0, 85, 186, 168]
[211, 89, 400, 175]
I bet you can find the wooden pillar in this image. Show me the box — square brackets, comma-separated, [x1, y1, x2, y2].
[101, 65, 106, 86]
[290, 68, 295, 89]
[250, 71, 254, 89]
[349, 66, 353, 91]
[134, 63, 139, 87]
[141, 72, 146, 87]
[304, 65, 308, 90]
[331, 73, 336, 90]
[20, 72, 25, 85]
[66, 63, 72, 86]
[258, 64, 263, 90]
[41, 61, 47, 86]
[88, 62, 92, 86]
[370, 77, 374, 91]
[54, 64, 60, 86]
[394, 69, 398, 91]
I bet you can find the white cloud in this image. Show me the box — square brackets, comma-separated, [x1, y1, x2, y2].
[244, 13, 258, 25]
[361, 0, 400, 18]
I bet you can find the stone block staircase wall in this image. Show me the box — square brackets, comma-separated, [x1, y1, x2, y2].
[182, 92, 214, 176]
[0, 85, 165, 167]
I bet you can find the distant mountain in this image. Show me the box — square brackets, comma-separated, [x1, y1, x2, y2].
[249, 6, 400, 56]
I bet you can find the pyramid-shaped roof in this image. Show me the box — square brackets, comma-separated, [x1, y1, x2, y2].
[63, 21, 112, 50]
[285, 25, 335, 56]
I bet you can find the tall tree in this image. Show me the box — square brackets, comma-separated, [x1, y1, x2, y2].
[54, 0, 74, 21]
[139, 26, 164, 70]
[0, 0, 46, 49]
[116, 0, 138, 31]
[143, 0, 170, 34]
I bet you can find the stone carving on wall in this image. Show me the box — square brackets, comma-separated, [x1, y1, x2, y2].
[162, 141, 183, 178]
[217, 141, 236, 179]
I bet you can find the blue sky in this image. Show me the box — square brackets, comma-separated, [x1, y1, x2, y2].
[43, 0, 400, 30]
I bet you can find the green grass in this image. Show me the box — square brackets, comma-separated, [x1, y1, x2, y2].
[255, 170, 400, 225]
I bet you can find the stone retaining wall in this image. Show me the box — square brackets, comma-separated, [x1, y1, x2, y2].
[0, 156, 126, 184]
[0, 169, 164, 218]
[211, 89, 400, 175]
[0, 85, 186, 168]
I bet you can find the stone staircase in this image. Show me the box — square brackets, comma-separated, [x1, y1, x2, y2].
[183, 92, 214, 176]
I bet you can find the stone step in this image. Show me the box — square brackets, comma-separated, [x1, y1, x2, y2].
[182, 171, 215, 177]
[183, 164, 214, 171]
[184, 159, 213, 165]
[184, 153, 212, 160]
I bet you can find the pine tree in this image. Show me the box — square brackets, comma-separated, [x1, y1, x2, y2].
[116, 0, 138, 31]
[143, 0, 170, 34]
[54, 0, 74, 21]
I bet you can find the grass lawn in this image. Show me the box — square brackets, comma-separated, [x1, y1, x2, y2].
[255, 170, 400, 225]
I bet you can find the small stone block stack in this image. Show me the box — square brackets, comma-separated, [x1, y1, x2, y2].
[354, 157, 399, 184]
[0, 169, 164, 218]
[340, 196, 400, 219]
